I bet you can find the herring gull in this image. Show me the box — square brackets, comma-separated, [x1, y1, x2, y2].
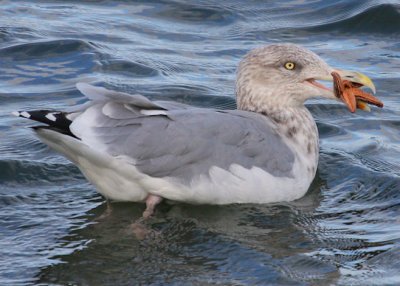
[13, 44, 381, 217]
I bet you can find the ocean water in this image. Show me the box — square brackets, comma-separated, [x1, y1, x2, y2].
[1, 1, 400, 285]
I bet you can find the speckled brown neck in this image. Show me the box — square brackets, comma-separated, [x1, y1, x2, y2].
[245, 105, 320, 177]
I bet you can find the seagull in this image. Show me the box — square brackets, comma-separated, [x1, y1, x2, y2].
[13, 44, 379, 218]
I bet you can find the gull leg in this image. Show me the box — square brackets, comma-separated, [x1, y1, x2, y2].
[142, 194, 163, 218]
[96, 200, 113, 221]
[128, 195, 163, 239]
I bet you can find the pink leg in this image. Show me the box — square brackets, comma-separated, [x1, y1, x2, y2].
[142, 194, 163, 218]
[129, 195, 163, 238]
[96, 200, 113, 221]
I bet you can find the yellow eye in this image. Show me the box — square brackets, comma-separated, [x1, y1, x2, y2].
[284, 62, 296, 70]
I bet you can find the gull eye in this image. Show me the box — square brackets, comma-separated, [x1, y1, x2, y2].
[284, 62, 296, 70]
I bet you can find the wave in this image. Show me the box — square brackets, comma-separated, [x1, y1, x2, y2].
[0, 39, 99, 93]
[0, 39, 95, 59]
[99, 59, 159, 78]
[306, 3, 400, 34]
[0, 159, 83, 185]
[156, 3, 236, 25]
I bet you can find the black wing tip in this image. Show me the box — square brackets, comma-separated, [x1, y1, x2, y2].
[31, 125, 78, 138]
[13, 109, 74, 136]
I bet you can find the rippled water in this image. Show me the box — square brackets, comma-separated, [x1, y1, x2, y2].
[1, 1, 400, 285]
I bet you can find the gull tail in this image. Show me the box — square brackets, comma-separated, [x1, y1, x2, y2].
[12, 110, 75, 137]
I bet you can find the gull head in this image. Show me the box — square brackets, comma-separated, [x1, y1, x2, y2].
[236, 43, 378, 112]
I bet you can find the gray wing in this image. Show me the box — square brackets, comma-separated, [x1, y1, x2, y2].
[70, 84, 295, 183]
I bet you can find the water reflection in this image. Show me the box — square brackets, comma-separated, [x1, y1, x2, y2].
[37, 176, 338, 285]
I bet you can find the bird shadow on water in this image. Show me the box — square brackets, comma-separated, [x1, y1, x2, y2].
[36, 174, 340, 285]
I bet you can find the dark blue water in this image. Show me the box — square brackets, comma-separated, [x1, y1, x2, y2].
[1, 1, 400, 285]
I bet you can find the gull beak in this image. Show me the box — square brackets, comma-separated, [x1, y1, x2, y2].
[332, 69, 382, 113]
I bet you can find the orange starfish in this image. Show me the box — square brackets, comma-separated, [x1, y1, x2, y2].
[332, 71, 383, 113]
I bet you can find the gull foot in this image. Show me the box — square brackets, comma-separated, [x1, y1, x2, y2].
[95, 200, 113, 221]
[142, 194, 163, 218]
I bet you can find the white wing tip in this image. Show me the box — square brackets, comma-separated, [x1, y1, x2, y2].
[12, 111, 31, 118]
[45, 113, 57, 121]
[20, 111, 31, 118]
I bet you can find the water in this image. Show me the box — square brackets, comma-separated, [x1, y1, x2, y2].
[1, 1, 400, 285]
